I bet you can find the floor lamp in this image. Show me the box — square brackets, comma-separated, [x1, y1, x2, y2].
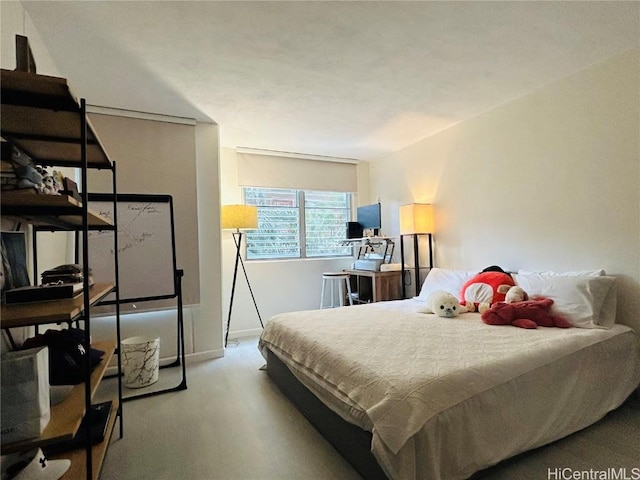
[221, 205, 263, 347]
[399, 203, 434, 298]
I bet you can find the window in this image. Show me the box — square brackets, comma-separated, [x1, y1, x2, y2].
[244, 187, 352, 260]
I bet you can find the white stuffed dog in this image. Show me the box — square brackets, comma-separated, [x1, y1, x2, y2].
[418, 290, 467, 318]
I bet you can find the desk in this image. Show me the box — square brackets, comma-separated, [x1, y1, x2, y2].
[343, 269, 402, 303]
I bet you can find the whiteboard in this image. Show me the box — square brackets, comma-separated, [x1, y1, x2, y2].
[87, 194, 177, 304]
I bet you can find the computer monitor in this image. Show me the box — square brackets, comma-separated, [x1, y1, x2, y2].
[356, 203, 381, 236]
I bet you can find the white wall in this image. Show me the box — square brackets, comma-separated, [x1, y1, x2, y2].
[370, 49, 640, 331]
[1, 1, 59, 75]
[195, 123, 223, 355]
[219, 147, 370, 338]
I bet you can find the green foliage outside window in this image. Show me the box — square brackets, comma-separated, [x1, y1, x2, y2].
[244, 187, 351, 260]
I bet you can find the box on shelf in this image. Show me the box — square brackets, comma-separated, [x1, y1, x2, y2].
[354, 259, 384, 271]
[43, 401, 113, 455]
[5, 283, 83, 304]
[1, 346, 50, 445]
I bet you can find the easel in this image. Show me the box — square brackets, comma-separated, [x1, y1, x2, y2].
[88, 193, 187, 401]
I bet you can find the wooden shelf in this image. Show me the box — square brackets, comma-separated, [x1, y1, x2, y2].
[1, 283, 115, 329]
[0, 69, 74, 104]
[51, 395, 120, 480]
[0, 192, 113, 229]
[0, 69, 112, 169]
[1, 342, 115, 455]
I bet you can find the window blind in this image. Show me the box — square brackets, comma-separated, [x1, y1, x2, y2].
[237, 152, 358, 192]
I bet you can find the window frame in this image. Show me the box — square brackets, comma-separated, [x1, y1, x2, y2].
[243, 187, 352, 261]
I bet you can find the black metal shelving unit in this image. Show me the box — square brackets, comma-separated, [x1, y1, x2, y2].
[1, 68, 122, 480]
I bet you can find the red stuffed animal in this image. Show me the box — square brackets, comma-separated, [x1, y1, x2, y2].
[481, 298, 573, 329]
[460, 267, 515, 313]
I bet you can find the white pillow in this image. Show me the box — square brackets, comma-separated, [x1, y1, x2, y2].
[518, 269, 605, 277]
[517, 269, 617, 328]
[418, 268, 477, 302]
[514, 273, 616, 328]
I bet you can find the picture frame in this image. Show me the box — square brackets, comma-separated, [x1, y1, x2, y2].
[1, 231, 31, 301]
[60, 177, 81, 202]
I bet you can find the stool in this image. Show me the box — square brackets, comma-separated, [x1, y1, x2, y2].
[320, 272, 354, 309]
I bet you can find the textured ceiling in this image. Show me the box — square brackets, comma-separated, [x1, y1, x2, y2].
[23, 1, 640, 161]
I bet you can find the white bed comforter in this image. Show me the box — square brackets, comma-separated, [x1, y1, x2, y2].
[259, 299, 640, 480]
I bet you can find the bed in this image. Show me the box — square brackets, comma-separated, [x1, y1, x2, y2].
[258, 270, 640, 480]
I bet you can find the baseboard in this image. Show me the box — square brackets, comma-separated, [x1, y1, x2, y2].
[228, 327, 263, 339]
[187, 349, 223, 363]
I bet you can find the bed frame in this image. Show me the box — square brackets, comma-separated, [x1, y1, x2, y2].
[266, 348, 388, 480]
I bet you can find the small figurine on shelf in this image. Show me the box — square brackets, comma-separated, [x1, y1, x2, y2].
[35, 167, 63, 195]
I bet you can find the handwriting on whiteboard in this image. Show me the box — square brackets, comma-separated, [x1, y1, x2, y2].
[90, 203, 161, 254]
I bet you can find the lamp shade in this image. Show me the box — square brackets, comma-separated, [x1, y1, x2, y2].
[221, 205, 258, 230]
[399, 203, 434, 234]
